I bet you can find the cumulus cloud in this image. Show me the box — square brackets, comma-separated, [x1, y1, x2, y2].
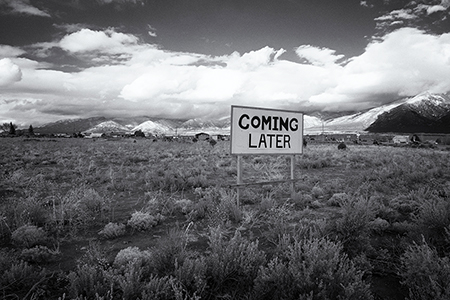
[0, 58, 22, 87]
[1, 0, 50, 17]
[3, 26, 450, 125]
[59, 28, 139, 53]
[0, 45, 25, 58]
[295, 45, 345, 66]
[309, 28, 450, 110]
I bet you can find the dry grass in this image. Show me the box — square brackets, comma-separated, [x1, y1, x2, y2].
[0, 137, 450, 299]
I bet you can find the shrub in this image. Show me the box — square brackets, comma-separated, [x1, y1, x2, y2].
[140, 275, 178, 300]
[174, 198, 194, 215]
[11, 224, 47, 248]
[67, 242, 112, 298]
[67, 263, 112, 299]
[338, 142, 347, 150]
[412, 195, 450, 250]
[206, 228, 266, 298]
[1, 260, 48, 297]
[253, 238, 373, 300]
[369, 217, 390, 233]
[98, 222, 126, 239]
[59, 186, 109, 228]
[327, 192, 349, 206]
[113, 246, 152, 269]
[20, 245, 61, 263]
[149, 228, 190, 276]
[174, 256, 208, 298]
[311, 185, 325, 198]
[127, 211, 158, 231]
[400, 241, 450, 300]
[330, 197, 376, 257]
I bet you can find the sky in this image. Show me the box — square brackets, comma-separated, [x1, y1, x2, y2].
[1, 0, 450, 126]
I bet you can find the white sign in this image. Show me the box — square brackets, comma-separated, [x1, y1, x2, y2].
[231, 105, 303, 155]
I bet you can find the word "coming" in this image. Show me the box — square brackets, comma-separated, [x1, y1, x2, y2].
[238, 114, 299, 131]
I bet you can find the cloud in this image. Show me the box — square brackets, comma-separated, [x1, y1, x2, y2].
[0, 45, 25, 58]
[415, 1, 450, 15]
[0, 58, 22, 87]
[1, 0, 50, 17]
[309, 28, 450, 110]
[147, 24, 157, 37]
[375, 9, 417, 22]
[59, 28, 139, 53]
[295, 45, 345, 66]
[3, 26, 450, 125]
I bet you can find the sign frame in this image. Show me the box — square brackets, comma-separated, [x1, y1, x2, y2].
[230, 105, 305, 205]
[230, 105, 304, 155]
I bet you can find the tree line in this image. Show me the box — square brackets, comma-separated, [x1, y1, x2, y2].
[1, 122, 34, 136]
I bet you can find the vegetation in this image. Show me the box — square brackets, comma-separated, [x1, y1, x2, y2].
[0, 137, 450, 299]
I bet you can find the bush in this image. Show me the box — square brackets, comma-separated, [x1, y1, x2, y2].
[149, 228, 190, 276]
[99, 222, 126, 239]
[206, 228, 266, 298]
[253, 238, 373, 300]
[11, 224, 47, 248]
[400, 241, 450, 300]
[20, 245, 60, 263]
[327, 192, 349, 206]
[127, 211, 158, 231]
[67, 263, 112, 299]
[330, 197, 376, 257]
[174, 256, 208, 298]
[59, 186, 109, 228]
[338, 142, 347, 150]
[1, 260, 48, 297]
[113, 246, 152, 269]
[412, 195, 450, 251]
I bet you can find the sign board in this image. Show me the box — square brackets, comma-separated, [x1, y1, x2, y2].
[231, 105, 303, 155]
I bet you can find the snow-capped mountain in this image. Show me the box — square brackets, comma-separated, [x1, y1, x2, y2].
[132, 121, 176, 135]
[305, 92, 450, 133]
[404, 92, 450, 119]
[33, 92, 450, 135]
[177, 117, 231, 135]
[85, 121, 130, 133]
[366, 93, 450, 133]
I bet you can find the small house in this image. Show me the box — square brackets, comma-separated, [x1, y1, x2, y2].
[195, 132, 210, 141]
[392, 135, 409, 144]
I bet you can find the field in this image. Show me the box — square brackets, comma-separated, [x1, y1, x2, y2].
[1, 137, 450, 300]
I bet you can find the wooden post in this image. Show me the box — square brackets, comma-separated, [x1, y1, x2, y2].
[236, 155, 242, 206]
[290, 155, 295, 199]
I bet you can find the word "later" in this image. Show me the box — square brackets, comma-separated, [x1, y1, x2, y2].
[248, 133, 291, 149]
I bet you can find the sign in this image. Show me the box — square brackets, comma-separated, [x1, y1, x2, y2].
[231, 105, 303, 155]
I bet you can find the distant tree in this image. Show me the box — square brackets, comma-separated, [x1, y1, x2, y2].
[28, 125, 34, 136]
[9, 122, 16, 135]
[134, 130, 145, 138]
[338, 142, 347, 150]
[1, 123, 10, 132]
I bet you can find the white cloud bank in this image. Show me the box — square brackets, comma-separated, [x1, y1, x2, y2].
[2, 27, 450, 125]
[0, 58, 22, 87]
[0, 0, 50, 17]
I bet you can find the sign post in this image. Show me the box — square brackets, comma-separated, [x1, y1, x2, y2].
[230, 105, 304, 204]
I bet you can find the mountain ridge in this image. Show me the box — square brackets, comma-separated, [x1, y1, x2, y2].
[33, 92, 450, 135]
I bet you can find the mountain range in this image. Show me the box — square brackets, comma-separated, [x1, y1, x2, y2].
[32, 92, 450, 135]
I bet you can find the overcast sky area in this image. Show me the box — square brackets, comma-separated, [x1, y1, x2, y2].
[1, 0, 450, 126]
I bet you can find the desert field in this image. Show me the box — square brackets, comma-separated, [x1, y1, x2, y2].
[1, 137, 450, 300]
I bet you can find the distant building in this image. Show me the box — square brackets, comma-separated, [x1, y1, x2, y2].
[195, 132, 210, 141]
[84, 133, 104, 139]
[392, 135, 409, 144]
